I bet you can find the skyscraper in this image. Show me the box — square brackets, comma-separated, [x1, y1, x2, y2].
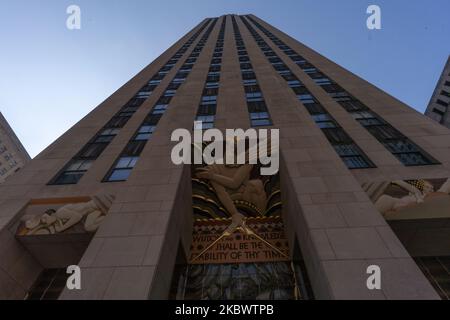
[1, 15, 449, 300]
[425, 56, 450, 128]
[0, 112, 30, 183]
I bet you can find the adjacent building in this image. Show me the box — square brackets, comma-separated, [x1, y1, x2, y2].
[0, 112, 30, 183]
[425, 56, 450, 127]
[1, 15, 450, 300]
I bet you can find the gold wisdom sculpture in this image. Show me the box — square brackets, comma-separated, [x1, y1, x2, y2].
[191, 137, 288, 261]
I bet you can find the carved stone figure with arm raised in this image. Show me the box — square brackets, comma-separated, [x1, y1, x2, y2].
[24, 194, 115, 235]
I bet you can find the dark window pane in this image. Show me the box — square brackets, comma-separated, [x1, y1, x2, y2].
[322, 128, 352, 144]
[54, 172, 84, 185]
[79, 143, 108, 159]
[108, 169, 132, 182]
[122, 140, 146, 157]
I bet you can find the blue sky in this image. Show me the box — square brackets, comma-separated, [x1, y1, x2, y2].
[0, 0, 449, 158]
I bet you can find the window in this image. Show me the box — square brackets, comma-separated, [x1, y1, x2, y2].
[136, 86, 154, 99]
[151, 74, 165, 81]
[172, 77, 185, 84]
[274, 64, 289, 72]
[312, 114, 337, 129]
[52, 160, 93, 185]
[94, 128, 120, 143]
[205, 82, 219, 89]
[209, 65, 221, 72]
[437, 99, 449, 107]
[291, 56, 305, 63]
[240, 63, 253, 71]
[106, 156, 139, 182]
[243, 79, 257, 85]
[164, 90, 177, 97]
[246, 92, 263, 102]
[334, 144, 374, 169]
[207, 75, 220, 83]
[79, 142, 108, 159]
[250, 112, 272, 127]
[288, 80, 302, 87]
[298, 94, 316, 104]
[303, 103, 325, 115]
[298, 62, 315, 70]
[433, 108, 445, 116]
[302, 68, 318, 74]
[26, 269, 69, 300]
[366, 125, 403, 141]
[134, 125, 155, 141]
[195, 116, 215, 130]
[126, 97, 147, 108]
[144, 113, 162, 126]
[440, 90, 450, 98]
[292, 86, 310, 95]
[201, 95, 217, 105]
[122, 140, 146, 157]
[415, 256, 450, 300]
[321, 127, 353, 144]
[197, 104, 216, 116]
[281, 73, 297, 81]
[152, 104, 168, 115]
[148, 79, 162, 86]
[247, 100, 268, 113]
[339, 100, 366, 112]
[383, 140, 435, 166]
[351, 111, 384, 126]
[362, 123, 438, 166]
[204, 87, 219, 96]
[174, 72, 189, 82]
[242, 72, 256, 80]
[264, 51, 277, 57]
[180, 65, 192, 72]
[269, 57, 282, 64]
[314, 78, 332, 86]
[244, 85, 261, 93]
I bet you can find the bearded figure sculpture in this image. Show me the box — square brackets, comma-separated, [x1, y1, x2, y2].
[23, 194, 115, 235]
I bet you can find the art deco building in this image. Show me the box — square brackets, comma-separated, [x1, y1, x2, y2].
[1, 15, 450, 300]
[0, 112, 30, 183]
[425, 56, 450, 128]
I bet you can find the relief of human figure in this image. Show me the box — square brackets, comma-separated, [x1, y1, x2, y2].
[191, 138, 288, 262]
[195, 139, 268, 235]
[375, 178, 450, 216]
[196, 163, 267, 233]
[24, 194, 115, 235]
